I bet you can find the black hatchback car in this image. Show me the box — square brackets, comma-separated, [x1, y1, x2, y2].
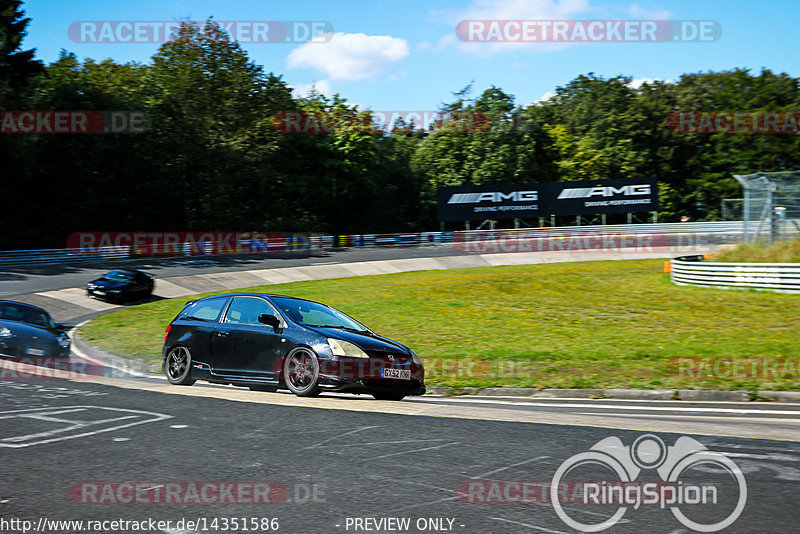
[87, 269, 154, 302]
[162, 293, 425, 400]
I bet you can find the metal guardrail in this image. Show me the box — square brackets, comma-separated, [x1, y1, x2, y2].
[0, 247, 129, 267]
[671, 260, 800, 293]
[0, 221, 753, 268]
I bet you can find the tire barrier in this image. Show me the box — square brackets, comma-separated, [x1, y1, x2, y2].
[670, 258, 800, 294]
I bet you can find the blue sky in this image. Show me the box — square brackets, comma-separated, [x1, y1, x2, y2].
[21, 0, 800, 110]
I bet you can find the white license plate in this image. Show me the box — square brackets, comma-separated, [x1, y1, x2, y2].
[25, 348, 45, 356]
[381, 368, 411, 380]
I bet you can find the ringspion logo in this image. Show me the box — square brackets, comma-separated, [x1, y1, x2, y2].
[551, 434, 746, 532]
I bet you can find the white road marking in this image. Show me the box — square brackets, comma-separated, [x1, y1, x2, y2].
[312, 439, 446, 449]
[36, 288, 117, 311]
[414, 397, 800, 415]
[577, 412, 800, 423]
[387, 495, 460, 513]
[708, 460, 800, 481]
[366, 473, 453, 493]
[472, 456, 550, 479]
[491, 517, 568, 533]
[368, 441, 459, 460]
[0, 406, 171, 448]
[721, 452, 800, 461]
[68, 321, 152, 379]
[303, 425, 379, 449]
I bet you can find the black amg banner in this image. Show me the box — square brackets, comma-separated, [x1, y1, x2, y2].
[437, 178, 658, 221]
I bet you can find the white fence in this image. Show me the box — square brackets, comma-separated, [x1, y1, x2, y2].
[671, 260, 800, 293]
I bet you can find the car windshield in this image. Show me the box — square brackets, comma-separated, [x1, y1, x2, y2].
[271, 297, 370, 332]
[0, 302, 55, 329]
[104, 270, 135, 282]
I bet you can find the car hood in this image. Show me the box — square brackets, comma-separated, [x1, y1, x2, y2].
[305, 326, 409, 354]
[88, 277, 131, 289]
[0, 319, 62, 339]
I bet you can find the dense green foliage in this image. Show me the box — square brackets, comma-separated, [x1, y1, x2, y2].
[3, 9, 800, 249]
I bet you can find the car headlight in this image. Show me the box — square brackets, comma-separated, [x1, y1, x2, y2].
[0, 327, 12, 338]
[58, 335, 71, 348]
[327, 338, 368, 359]
[409, 349, 422, 365]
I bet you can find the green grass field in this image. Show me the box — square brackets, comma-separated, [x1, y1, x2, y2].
[80, 259, 800, 391]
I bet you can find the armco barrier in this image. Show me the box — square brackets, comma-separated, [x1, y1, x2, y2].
[0, 246, 129, 267]
[0, 221, 756, 268]
[671, 260, 800, 293]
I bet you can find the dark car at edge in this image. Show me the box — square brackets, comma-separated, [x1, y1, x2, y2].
[87, 269, 154, 302]
[0, 301, 71, 358]
[162, 293, 425, 400]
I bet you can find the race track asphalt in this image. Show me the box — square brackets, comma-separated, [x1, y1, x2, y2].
[1, 373, 798, 533]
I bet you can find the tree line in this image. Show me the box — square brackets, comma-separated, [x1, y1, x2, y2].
[2, 2, 800, 250]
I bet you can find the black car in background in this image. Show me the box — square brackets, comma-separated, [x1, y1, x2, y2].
[162, 293, 425, 400]
[0, 301, 71, 358]
[87, 269, 154, 302]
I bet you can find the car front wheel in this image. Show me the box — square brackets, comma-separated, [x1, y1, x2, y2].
[283, 348, 321, 397]
[165, 346, 196, 386]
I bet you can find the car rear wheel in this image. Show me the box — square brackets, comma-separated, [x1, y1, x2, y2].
[372, 392, 406, 401]
[165, 346, 196, 385]
[283, 348, 321, 397]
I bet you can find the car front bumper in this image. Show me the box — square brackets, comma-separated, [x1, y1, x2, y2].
[317, 376, 426, 396]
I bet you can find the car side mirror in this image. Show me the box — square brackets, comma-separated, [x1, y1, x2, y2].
[55, 323, 67, 331]
[258, 314, 281, 329]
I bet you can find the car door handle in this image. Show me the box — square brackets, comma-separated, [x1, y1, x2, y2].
[217, 331, 230, 336]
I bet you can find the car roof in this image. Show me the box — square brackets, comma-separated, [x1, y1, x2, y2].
[195, 293, 318, 303]
[0, 300, 50, 314]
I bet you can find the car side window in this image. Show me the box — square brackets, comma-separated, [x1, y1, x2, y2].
[223, 297, 278, 326]
[184, 298, 228, 322]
